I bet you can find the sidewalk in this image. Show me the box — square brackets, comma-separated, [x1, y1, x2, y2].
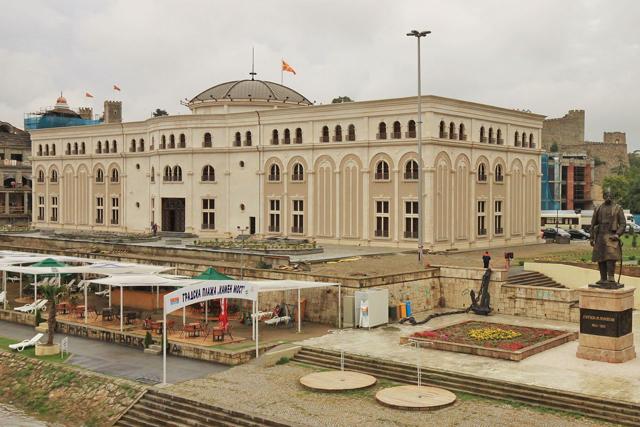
[297, 311, 640, 404]
[0, 320, 227, 384]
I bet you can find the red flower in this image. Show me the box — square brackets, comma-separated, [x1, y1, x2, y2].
[498, 342, 525, 351]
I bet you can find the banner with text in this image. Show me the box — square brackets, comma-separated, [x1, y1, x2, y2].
[163, 280, 257, 314]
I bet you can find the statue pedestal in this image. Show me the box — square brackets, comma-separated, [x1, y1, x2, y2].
[576, 286, 635, 363]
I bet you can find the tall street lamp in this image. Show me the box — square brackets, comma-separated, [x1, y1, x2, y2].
[407, 29, 431, 261]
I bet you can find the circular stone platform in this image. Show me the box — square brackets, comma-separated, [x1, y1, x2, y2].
[375, 385, 456, 410]
[299, 371, 377, 392]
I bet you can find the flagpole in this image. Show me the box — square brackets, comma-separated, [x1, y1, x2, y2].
[281, 59, 283, 85]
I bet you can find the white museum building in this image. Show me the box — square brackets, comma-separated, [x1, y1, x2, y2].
[30, 78, 543, 250]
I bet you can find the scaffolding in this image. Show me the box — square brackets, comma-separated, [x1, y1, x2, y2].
[24, 111, 101, 130]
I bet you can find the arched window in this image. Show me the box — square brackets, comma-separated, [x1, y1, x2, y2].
[179, 133, 186, 148]
[112, 140, 117, 153]
[50, 169, 58, 183]
[459, 123, 466, 140]
[404, 160, 419, 180]
[138, 139, 145, 152]
[169, 134, 175, 149]
[96, 168, 104, 183]
[497, 129, 503, 145]
[96, 141, 102, 154]
[407, 120, 416, 138]
[522, 133, 528, 147]
[73, 142, 78, 154]
[377, 122, 387, 140]
[150, 166, 155, 183]
[514, 131, 520, 147]
[320, 126, 329, 143]
[488, 128, 494, 144]
[161, 135, 166, 149]
[392, 121, 401, 139]
[295, 128, 303, 144]
[375, 160, 390, 180]
[245, 131, 252, 146]
[151, 136, 155, 150]
[111, 168, 119, 183]
[292, 163, 304, 181]
[449, 122, 456, 139]
[203, 132, 212, 147]
[334, 125, 343, 142]
[495, 164, 504, 182]
[130, 139, 136, 152]
[529, 133, 535, 148]
[439, 121, 446, 138]
[104, 140, 110, 153]
[173, 165, 182, 181]
[269, 164, 281, 181]
[163, 166, 172, 181]
[202, 165, 215, 181]
[480, 126, 486, 143]
[283, 129, 291, 144]
[66, 143, 71, 154]
[45, 144, 50, 156]
[37, 144, 42, 156]
[271, 129, 279, 145]
[80, 142, 86, 154]
[234, 132, 241, 147]
[347, 124, 356, 141]
[51, 144, 56, 155]
[478, 163, 487, 181]
[37, 170, 45, 183]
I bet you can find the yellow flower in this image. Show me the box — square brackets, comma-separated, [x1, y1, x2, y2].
[468, 327, 522, 341]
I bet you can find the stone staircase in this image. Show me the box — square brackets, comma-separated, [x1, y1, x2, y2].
[507, 271, 566, 288]
[115, 389, 290, 427]
[293, 347, 640, 426]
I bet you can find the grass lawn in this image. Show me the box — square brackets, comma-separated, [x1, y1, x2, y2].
[523, 234, 640, 264]
[0, 336, 71, 363]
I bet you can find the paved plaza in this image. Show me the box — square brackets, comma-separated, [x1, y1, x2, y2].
[0, 320, 227, 384]
[297, 311, 640, 404]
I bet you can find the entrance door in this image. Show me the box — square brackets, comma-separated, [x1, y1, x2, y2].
[161, 198, 185, 232]
[250, 216, 256, 235]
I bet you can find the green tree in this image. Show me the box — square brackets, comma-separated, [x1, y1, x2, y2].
[39, 284, 64, 346]
[152, 108, 168, 117]
[603, 174, 629, 203]
[331, 96, 354, 104]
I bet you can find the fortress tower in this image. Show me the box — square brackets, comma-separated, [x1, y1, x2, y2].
[103, 100, 122, 124]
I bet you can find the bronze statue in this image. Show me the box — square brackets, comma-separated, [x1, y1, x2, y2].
[590, 190, 626, 289]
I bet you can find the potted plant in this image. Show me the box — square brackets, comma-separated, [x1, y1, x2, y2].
[35, 283, 64, 356]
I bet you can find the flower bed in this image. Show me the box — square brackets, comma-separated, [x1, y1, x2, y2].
[402, 320, 577, 361]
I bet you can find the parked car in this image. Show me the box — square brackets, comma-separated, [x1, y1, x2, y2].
[568, 228, 590, 240]
[542, 228, 571, 239]
[625, 223, 640, 234]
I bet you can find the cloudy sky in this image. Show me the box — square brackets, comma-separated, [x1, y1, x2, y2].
[1, 0, 638, 149]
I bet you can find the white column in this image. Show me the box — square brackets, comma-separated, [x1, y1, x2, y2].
[335, 170, 341, 240]
[393, 168, 399, 242]
[34, 274, 38, 301]
[84, 277, 88, 324]
[2, 271, 6, 310]
[162, 309, 167, 384]
[424, 168, 434, 247]
[255, 294, 259, 358]
[19, 272, 22, 298]
[307, 171, 315, 237]
[362, 170, 370, 240]
[297, 288, 301, 333]
[108, 285, 112, 308]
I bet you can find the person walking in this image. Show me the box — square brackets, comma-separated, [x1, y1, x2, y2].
[482, 251, 491, 269]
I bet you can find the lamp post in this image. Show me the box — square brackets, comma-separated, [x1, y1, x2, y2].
[407, 29, 431, 261]
[237, 226, 249, 280]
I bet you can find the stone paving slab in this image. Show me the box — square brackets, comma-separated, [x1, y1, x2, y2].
[297, 312, 640, 404]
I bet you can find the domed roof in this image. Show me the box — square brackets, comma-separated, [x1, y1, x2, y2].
[56, 95, 67, 104]
[189, 79, 312, 106]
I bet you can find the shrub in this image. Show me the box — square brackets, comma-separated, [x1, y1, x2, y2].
[144, 331, 153, 348]
[275, 356, 290, 365]
[256, 260, 272, 269]
[629, 255, 637, 261]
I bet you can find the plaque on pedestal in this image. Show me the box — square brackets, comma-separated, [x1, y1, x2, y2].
[576, 286, 635, 363]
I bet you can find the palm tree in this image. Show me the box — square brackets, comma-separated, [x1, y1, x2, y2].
[39, 284, 64, 346]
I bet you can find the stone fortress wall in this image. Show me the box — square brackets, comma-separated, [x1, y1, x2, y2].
[541, 109, 629, 202]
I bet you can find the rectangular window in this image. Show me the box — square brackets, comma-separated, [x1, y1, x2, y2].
[269, 199, 280, 232]
[37, 196, 45, 221]
[202, 198, 215, 229]
[404, 201, 418, 239]
[477, 200, 486, 236]
[291, 199, 304, 233]
[51, 196, 58, 222]
[96, 197, 104, 224]
[111, 197, 119, 225]
[375, 200, 390, 238]
[494, 200, 503, 235]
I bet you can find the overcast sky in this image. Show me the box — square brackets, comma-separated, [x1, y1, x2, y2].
[1, 0, 638, 149]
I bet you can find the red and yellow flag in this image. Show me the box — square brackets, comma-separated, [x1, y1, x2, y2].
[85, 92, 94, 98]
[113, 84, 121, 91]
[281, 59, 296, 75]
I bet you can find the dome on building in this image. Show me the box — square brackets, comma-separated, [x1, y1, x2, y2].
[46, 94, 81, 119]
[56, 95, 67, 105]
[189, 79, 312, 111]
